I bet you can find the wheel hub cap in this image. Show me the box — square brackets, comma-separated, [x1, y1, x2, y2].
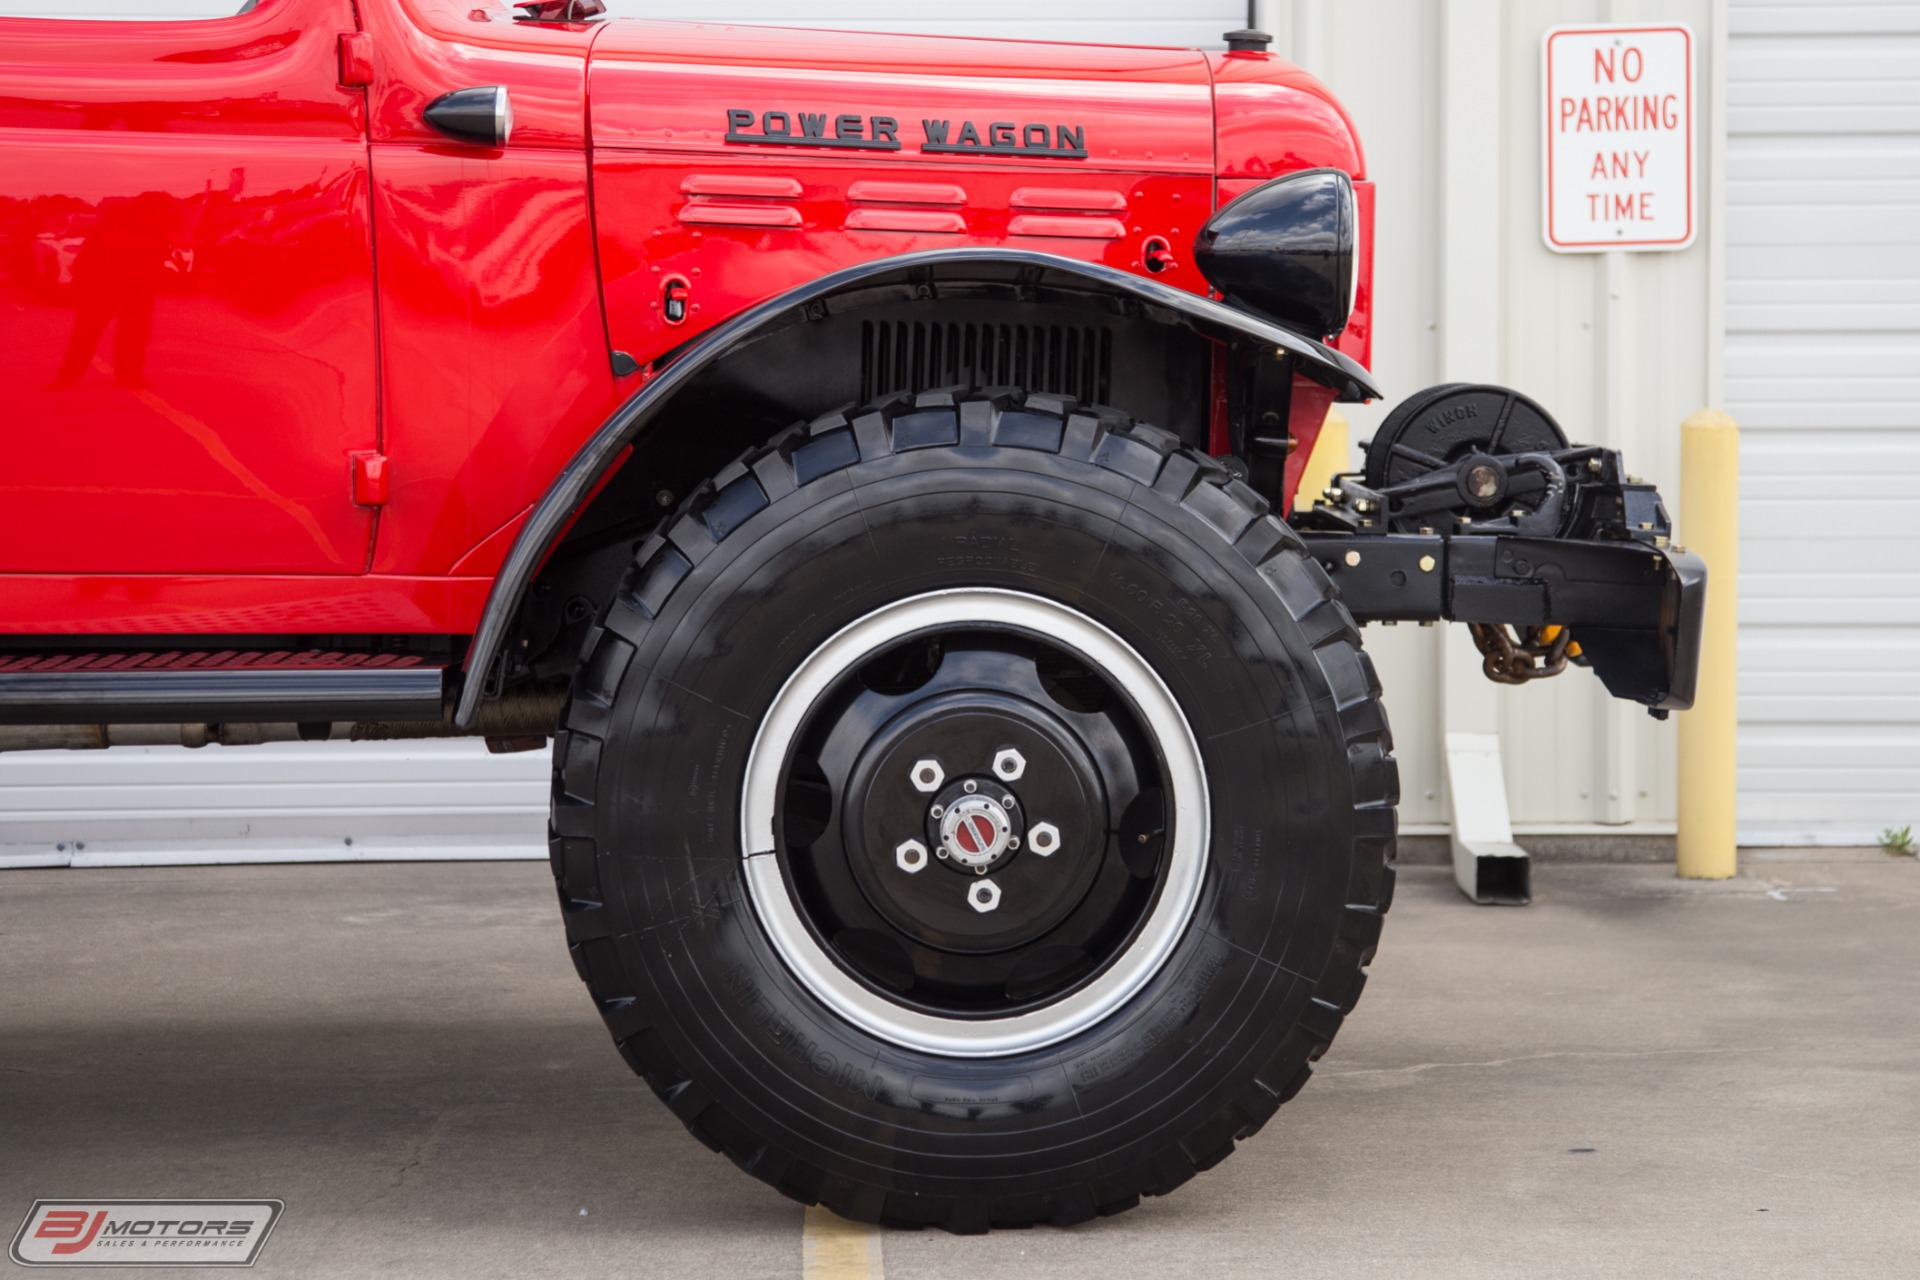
[844, 699, 1103, 955]
[938, 792, 1014, 870]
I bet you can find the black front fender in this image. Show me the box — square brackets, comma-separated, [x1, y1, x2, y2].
[455, 248, 1381, 725]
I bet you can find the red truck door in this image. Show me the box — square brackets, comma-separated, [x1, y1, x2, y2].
[0, 0, 379, 576]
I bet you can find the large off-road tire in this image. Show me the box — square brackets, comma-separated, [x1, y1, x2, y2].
[550, 389, 1396, 1231]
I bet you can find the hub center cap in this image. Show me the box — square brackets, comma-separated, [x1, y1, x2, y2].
[939, 794, 1013, 870]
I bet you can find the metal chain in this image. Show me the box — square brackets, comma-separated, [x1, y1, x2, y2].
[1467, 623, 1574, 685]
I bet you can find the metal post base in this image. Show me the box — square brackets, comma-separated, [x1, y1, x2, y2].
[1443, 732, 1532, 905]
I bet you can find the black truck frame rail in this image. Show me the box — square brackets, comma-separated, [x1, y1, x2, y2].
[1299, 530, 1705, 714]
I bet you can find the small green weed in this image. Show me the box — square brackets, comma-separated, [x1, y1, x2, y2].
[1879, 825, 1916, 857]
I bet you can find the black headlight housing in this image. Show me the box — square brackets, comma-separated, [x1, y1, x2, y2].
[1193, 168, 1358, 341]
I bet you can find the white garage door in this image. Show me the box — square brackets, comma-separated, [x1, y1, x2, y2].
[0, 0, 1246, 866]
[1727, 0, 1920, 844]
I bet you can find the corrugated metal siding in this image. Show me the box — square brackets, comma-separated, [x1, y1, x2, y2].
[1728, 0, 1920, 842]
[0, 741, 548, 868]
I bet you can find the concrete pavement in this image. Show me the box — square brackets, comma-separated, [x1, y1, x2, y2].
[1, 857, 1915, 1277]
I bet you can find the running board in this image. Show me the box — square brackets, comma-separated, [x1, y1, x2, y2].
[0, 651, 446, 724]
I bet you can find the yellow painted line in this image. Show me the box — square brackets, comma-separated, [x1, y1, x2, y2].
[802, 1204, 884, 1280]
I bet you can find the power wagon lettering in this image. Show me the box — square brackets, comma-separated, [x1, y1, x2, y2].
[723, 108, 1088, 159]
[921, 118, 1088, 159]
[725, 108, 901, 151]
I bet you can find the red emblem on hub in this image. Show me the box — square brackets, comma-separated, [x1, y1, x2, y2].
[939, 794, 1012, 867]
[956, 815, 994, 855]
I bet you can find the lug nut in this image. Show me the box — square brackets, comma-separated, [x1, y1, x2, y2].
[910, 758, 945, 794]
[895, 839, 929, 874]
[963, 780, 977, 794]
[967, 879, 1002, 913]
[1028, 822, 1060, 856]
[992, 748, 1027, 781]
[930, 803, 944, 818]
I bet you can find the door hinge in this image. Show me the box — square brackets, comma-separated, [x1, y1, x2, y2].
[338, 31, 374, 89]
[350, 451, 389, 507]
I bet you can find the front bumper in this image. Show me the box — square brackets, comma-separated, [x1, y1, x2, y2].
[1300, 532, 1707, 713]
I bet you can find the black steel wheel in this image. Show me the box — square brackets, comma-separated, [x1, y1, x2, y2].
[551, 389, 1397, 1231]
[775, 616, 1176, 1026]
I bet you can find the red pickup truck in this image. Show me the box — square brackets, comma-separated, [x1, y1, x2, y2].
[0, 0, 1701, 1231]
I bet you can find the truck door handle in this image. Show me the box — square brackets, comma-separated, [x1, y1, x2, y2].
[662, 277, 691, 325]
[424, 86, 512, 147]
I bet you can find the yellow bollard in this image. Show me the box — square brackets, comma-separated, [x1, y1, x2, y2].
[1294, 406, 1350, 512]
[1677, 408, 1739, 879]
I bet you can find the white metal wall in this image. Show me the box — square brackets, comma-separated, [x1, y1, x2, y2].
[1726, 0, 1920, 844]
[0, 741, 546, 869]
[1259, 0, 1718, 839]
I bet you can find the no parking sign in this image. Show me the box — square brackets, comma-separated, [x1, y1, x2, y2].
[1542, 24, 1696, 252]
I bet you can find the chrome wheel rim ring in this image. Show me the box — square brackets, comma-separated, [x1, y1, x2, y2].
[740, 588, 1208, 1058]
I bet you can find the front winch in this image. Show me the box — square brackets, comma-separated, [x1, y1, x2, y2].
[1295, 382, 1707, 716]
